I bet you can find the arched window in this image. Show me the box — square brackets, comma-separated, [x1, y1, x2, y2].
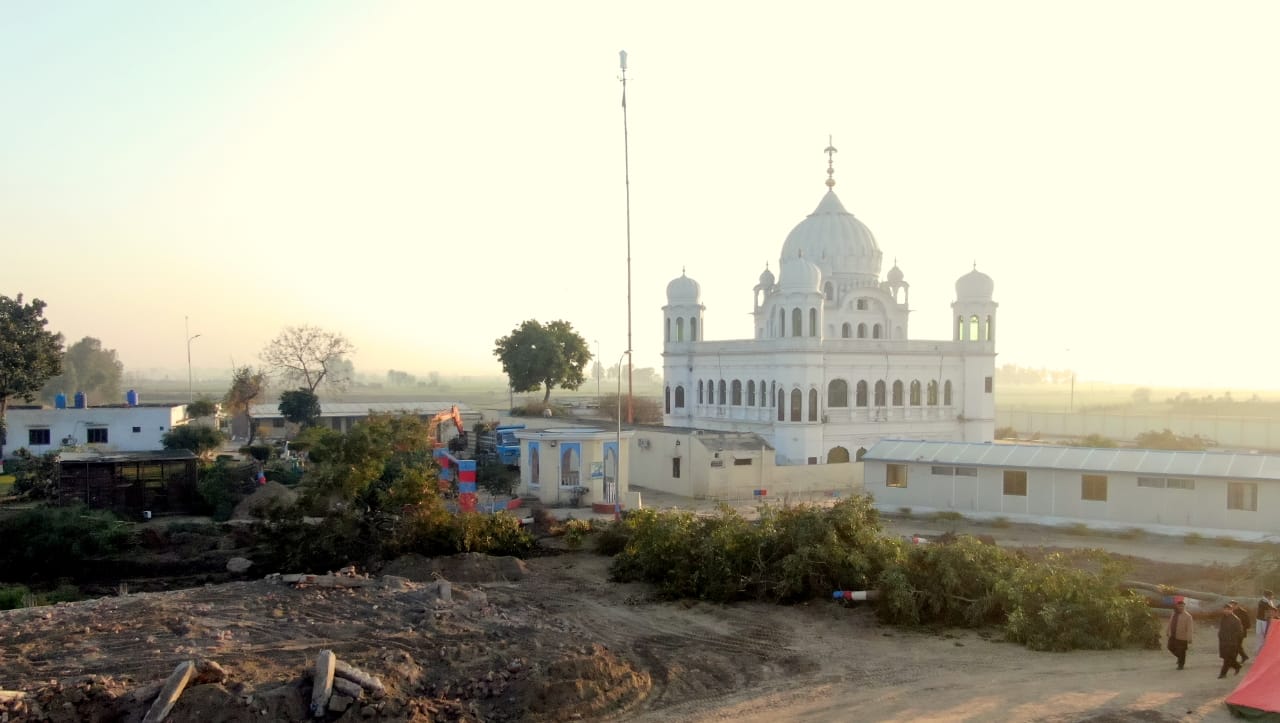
[873, 323, 883, 339]
[824, 282, 834, 301]
[731, 380, 742, 406]
[777, 389, 785, 421]
[779, 308, 786, 337]
[944, 380, 953, 406]
[707, 379, 715, 402]
[809, 308, 817, 336]
[841, 323, 851, 338]
[969, 315, 980, 341]
[697, 380, 704, 404]
[747, 380, 756, 406]
[770, 381, 776, 405]
[760, 380, 768, 407]
[792, 308, 802, 337]
[828, 446, 850, 463]
[664, 386, 671, 413]
[985, 315, 993, 342]
[828, 379, 848, 407]
[676, 317, 685, 342]
[665, 317, 671, 342]
[910, 380, 922, 406]
[717, 380, 726, 405]
[956, 315, 965, 340]
[857, 323, 867, 339]
[856, 380, 868, 407]
[856, 298, 869, 311]
[874, 380, 886, 406]
[690, 318, 698, 341]
[790, 389, 802, 421]
[808, 389, 819, 421]
[927, 380, 938, 406]
[892, 380, 904, 406]
[855, 447, 868, 461]
[675, 385, 685, 408]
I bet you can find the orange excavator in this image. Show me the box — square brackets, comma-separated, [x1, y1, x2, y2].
[427, 405, 468, 453]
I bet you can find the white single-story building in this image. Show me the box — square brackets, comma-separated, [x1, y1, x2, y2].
[3, 402, 192, 456]
[516, 426, 635, 511]
[863, 439, 1280, 537]
[627, 426, 863, 501]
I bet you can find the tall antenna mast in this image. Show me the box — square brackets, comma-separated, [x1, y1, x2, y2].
[620, 50, 634, 424]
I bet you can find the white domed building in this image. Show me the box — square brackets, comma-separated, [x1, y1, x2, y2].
[661, 148, 998, 466]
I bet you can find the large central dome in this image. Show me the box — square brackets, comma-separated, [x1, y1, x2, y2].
[779, 190, 882, 284]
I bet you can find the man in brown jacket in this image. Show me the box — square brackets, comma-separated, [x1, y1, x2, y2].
[1169, 598, 1194, 670]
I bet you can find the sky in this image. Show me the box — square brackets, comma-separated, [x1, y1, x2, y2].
[3, 1, 1279, 390]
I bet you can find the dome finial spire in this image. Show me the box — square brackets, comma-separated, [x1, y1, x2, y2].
[824, 135, 838, 189]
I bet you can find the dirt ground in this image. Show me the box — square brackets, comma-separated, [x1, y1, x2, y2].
[0, 539, 1257, 723]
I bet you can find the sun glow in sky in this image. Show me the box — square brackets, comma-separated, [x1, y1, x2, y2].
[4, 1, 1279, 389]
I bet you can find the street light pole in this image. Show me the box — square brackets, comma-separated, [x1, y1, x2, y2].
[186, 316, 201, 404]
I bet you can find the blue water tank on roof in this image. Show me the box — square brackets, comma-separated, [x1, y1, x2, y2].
[126, 389, 139, 406]
[55, 393, 67, 409]
[74, 391, 87, 409]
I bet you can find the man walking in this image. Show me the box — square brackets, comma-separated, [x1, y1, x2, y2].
[1219, 601, 1245, 679]
[1257, 590, 1277, 655]
[1169, 598, 1193, 670]
[1234, 600, 1253, 665]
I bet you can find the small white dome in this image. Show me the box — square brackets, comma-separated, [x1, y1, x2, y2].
[955, 267, 994, 300]
[666, 272, 701, 303]
[777, 254, 822, 293]
[757, 265, 776, 288]
[887, 263, 905, 285]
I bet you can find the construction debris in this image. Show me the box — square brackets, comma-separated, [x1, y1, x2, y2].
[142, 660, 194, 723]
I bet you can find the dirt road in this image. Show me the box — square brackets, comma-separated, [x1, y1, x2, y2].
[0, 551, 1253, 722]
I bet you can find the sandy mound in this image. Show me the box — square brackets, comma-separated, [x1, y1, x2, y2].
[231, 481, 298, 520]
[381, 552, 529, 583]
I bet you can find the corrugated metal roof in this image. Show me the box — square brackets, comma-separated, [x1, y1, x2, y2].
[863, 440, 1280, 481]
[248, 401, 473, 418]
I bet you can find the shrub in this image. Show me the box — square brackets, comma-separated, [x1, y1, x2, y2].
[477, 461, 519, 497]
[563, 519, 593, 549]
[999, 552, 1156, 651]
[995, 427, 1018, 440]
[932, 511, 963, 522]
[162, 425, 225, 458]
[0, 585, 31, 610]
[609, 496, 889, 603]
[197, 461, 254, 521]
[990, 516, 1011, 529]
[0, 506, 133, 583]
[6, 449, 59, 500]
[593, 518, 633, 556]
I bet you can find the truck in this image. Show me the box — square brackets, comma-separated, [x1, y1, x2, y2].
[476, 424, 525, 467]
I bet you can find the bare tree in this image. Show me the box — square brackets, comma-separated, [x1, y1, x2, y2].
[260, 325, 355, 393]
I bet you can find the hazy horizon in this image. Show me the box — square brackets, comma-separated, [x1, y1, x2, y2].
[5, 2, 1279, 390]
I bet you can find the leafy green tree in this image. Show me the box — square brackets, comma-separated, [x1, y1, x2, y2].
[223, 366, 267, 444]
[279, 388, 322, 428]
[186, 397, 217, 418]
[493, 319, 591, 403]
[0, 294, 64, 463]
[260, 325, 355, 393]
[162, 425, 225, 459]
[39, 337, 123, 405]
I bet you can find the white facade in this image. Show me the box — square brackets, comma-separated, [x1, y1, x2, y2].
[864, 440, 1280, 537]
[516, 426, 634, 508]
[4, 404, 190, 455]
[662, 153, 998, 465]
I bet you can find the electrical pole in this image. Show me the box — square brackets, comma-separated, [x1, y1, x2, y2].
[620, 50, 634, 424]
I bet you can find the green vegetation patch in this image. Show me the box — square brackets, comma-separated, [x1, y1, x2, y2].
[597, 497, 1157, 652]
